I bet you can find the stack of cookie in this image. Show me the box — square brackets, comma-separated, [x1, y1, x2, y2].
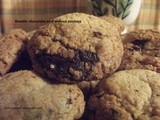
[0, 29, 85, 120]
[0, 12, 160, 120]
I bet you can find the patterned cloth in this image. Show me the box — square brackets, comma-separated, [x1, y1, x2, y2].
[0, 0, 159, 34]
[128, 0, 160, 31]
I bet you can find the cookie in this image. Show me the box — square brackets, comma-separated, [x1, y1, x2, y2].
[0, 70, 85, 120]
[27, 12, 123, 83]
[8, 50, 33, 72]
[0, 29, 28, 76]
[119, 29, 160, 72]
[88, 69, 160, 120]
[27, 30, 36, 41]
[100, 15, 125, 33]
[77, 80, 99, 99]
[8, 30, 37, 72]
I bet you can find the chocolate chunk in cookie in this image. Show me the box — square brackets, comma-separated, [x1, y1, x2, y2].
[35, 49, 99, 81]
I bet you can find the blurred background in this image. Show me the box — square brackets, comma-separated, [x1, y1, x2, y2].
[0, 0, 159, 35]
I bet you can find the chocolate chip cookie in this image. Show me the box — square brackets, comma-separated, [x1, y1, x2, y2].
[119, 29, 160, 72]
[88, 69, 160, 120]
[27, 12, 123, 83]
[0, 29, 28, 76]
[0, 70, 85, 120]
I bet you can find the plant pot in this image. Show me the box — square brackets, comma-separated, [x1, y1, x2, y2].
[90, 0, 142, 25]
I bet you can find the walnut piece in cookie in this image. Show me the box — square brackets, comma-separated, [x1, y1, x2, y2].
[0, 29, 28, 76]
[119, 29, 160, 73]
[88, 69, 160, 120]
[0, 70, 85, 120]
[27, 12, 123, 83]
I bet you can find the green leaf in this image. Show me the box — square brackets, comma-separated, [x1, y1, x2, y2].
[92, 2, 98, 8]
[128, 0, 134, 4]
[92, 5, 103, 16]
[117, 12, 122, 18]
[112, 8, 116, 16]
[103, 0, 115, 7]
[125, 2, 133, 11]
[119, 1, 125, 10]
[116, 6, 123, 15]
[103, 7, 109, 15]
[119, 0, 128, 8]
[95, 0, 103, 8]
[122, 10, 130, 19]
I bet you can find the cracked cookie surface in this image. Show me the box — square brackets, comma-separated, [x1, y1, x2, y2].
[0, 70, 85, 120]
[27, 13, 123, 83]
[88, 69, 160, 120]
[119, 29, 160, 73]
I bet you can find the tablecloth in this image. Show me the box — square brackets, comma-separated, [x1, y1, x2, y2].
[128, 0, 160, 31]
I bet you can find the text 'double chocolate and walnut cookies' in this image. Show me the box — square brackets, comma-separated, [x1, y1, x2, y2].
[119, 29, 160, 73]
[27, 13, 123, 83]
